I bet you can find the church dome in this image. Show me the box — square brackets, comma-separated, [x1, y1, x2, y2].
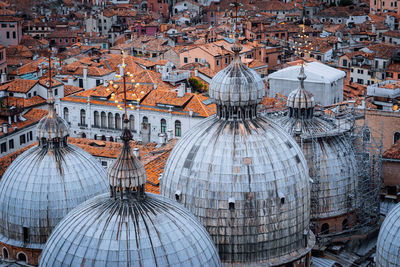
[160, 43, 314, 265]
[0, 89, 108, 251]
[376, 203, 400, 266]
[272, 64, 359, 236]
[209, 46, 265, 107]
[39, 121, 221, 267]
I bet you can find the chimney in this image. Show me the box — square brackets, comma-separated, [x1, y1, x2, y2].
[372, 23, 376, 33]
[38, 66, 43, 77]
[177, 83, 185, 97]
[1, 72, 6, 84]
[158, 133, 166, 145]
[2, 123, 7, 134]
[194, 69, 198, 77]
[68, 76, 74, 85]
[167, 129, 173, 141]
[83, 66, 88, 89]
[133, 147, 140, 159]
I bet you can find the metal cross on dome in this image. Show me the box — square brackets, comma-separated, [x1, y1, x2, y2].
[105, 50, 145, 119]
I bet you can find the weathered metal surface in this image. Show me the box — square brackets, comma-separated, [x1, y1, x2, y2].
[209, 56, 265, 107]
[376, 202, 400, 267]
[0, 112, 108, 250]
[274, 115, 359, 219]
[39, 192, 221, 267]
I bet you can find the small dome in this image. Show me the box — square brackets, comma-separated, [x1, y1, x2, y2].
[287, 87, 315, 109]
[376, 203, 400, 266]
[209, 53, 265, 107]
[37, 111, 69, 140]
[286, 64, 315, 110]
[39, 193, 221, 267]
[0, 144, 109, 249]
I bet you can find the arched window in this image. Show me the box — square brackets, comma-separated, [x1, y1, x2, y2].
[321, 223, 329, 234]
[94, 111, 99, 127]
[342, 219, 349, 231]
[160, 119, 166, 133]
[142, 116, 148, 125]
[2, 247, 8, 259]
[129, 115, 135, 130]
[115, 114, 121, 130]
[108, 113, 114, 128]
[363, 128, 371, 143]
[80, 109, 86, 126]
[175, 120, 181, 137]
[101, 112, 106, 128]
[63, 107, 69, 122]
[394, 132, 400, 144]
[17, 252, 27, 263]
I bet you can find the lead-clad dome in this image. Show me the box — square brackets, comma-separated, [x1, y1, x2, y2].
[160, 43, 314, 265]
[286, 65, 315, 110]
[0, 88, 108, 251]
[40, 193, 220, 267]
[40, 122, 221, 267]
[209, 48, 265, 107]
[376, 203, 400, 266]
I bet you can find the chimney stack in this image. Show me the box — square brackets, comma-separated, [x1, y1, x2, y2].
[177, 83, 185, 97]
[3, 123, 8, 134]
[158, 133, 166, 145]
[1, 72, 6, 84]
[68, 76, 74, 85]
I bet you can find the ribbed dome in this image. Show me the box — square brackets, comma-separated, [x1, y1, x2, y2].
[209, 54, 265, 107]
[286, 64, 315, 110]
[37, 111, 69, 140]
[160, 115, 315, 265]
[0, 143, 109, 249]
[287, 88, 315, 109]
[276, 116, 358, 219]
[39, 193, 221, 267]
[376, 203, 400, 266]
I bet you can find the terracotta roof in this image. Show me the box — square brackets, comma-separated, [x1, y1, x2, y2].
[4, 96, 46, 108]
[0, 108, 48, 137]
[383, 140, 400, 160]
[0, 79, 38, 93]
[64, 85, 83, 96]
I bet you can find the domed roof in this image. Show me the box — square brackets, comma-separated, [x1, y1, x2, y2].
[376, 203, 400, 266]
[160, 115, 315, 264]
[39, 193, 221, 267]
[0, 85, 108, 249]
[40, 120, 221, 267]
[209, 45, 265, 107]
[0, 140, 109, 249]
[286, 64, 315, 110]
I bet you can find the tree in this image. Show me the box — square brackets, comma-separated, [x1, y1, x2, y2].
[188, 78, 207, 93]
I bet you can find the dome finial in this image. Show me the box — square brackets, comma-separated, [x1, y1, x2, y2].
[108, 51, 147, 200]
[37, 49, 69, 146]
[230, 0, 243, 56]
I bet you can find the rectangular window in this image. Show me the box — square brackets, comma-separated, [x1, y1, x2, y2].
[20, 134, 26, 145]
[9, 139, 14, 149]
[6, 31, 9, 39]
[23, 227, 29, 242]
[375, 60, 378, 68]
[1, 24, 6, 28]
[29, 131, 32, 141]
[195, 58, 198, 63]
[216, 59, 220, 66]
[79, 79, 83, 88]
[96, 80, 101, 86]
[184, 57, 188, 63]
[1, 142, 6, 153]
[343, 59, 348, 67]
[54, 88, 58, 96]
[12, 31, 16, 39]
[225, 57, 228, 64]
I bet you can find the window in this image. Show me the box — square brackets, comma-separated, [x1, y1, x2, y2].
[394, 132, 400, 144]
[17, 252, 27, 263]
[129, 115, 134, 130]
[351, 68, 353, 72]
[184, 57, 188, 64]
[94, 111, 99, 127]
[28, 93, 31, 98]
[23, 227, 29, 242]
[160, 119, 166, 133]
[79, 78, 83, 88]
[108, 112, 114, 128]
[80, 109, 86, 126]
[101, 112, 106, 128]
[9, 139, 14, 149]
[29, 131, 32, 141]
[175, 120, 181, 137]
[115, 113, 121, 129]
[321, 223, 329, 234]
[12, 31, 15, 39]
[33, 91, 36, 96]
[19, 134, 26, 145]
[375, 60, 378, 68]
[1, 142, 6, 153]
[225, 57, 228, 64]
[101, 161, 108, 168]
[216, 59, 220, 66]
[63, 107, 69, 122]
[1, 24, 6, 28]
[142, 116, 148, 125]
[195, 58, 198, 62]
[342, 219, 349, 231]
[6, 31, 9, 39]
[2, 247, 8, 259]
[54, 88, 58, 96]
[343, 59, 348, 67]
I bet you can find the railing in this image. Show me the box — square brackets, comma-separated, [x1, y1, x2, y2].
[162, 71, 190, 83]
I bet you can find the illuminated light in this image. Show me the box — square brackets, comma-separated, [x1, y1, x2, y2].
[129, 103, 132, 107]
[109, 80, 113, 85]
[111, 93, 115, 96]
[127, 72, 131, 75]
[106, 88, 110, 92]
[130, 74, 133, 78]
[130, 106, 134, 110]
[113, 84, 118, 89]
[140, 91, 144, 94]
[115, 100, 118, 103]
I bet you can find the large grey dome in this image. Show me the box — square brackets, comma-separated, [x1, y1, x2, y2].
[0, 143, 109, 249]
[376, 202, 400, 266]
[39, 193, 221, 267]
[40, 121, 221, 267]
[160, 115, 315, 265]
